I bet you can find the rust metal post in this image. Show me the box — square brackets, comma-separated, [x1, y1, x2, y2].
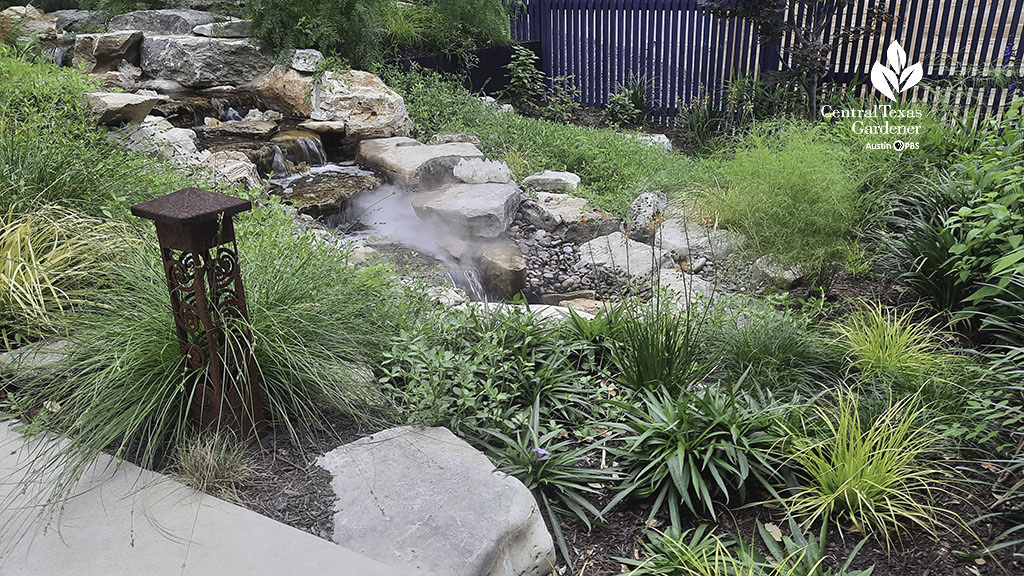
[131, 188, 264, 433]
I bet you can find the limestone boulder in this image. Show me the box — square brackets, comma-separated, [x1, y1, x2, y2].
[519, 192, 620, 243]
[753, 256, 805, 289]
[657, 268, 715, 301]
[198, 151, 261, 189]
[204, 119, 278, 137]
[310, 70, 413, 139]
[50, 9, 105, 32]
[412, 182, 521, 238]
[656, 220, 736, 263]
[111, 115, 208, 167]
[625, 190, 668, 244]
[297, 120, 346, 134]
[192, 19, 252, 38]
[577, 231, 671, 279]
[84, 92, 160, 125]
[522, 170, 580, 192]
[108, 9, 221, 35]
[630, 133, 674, 152]
[453, 158, 512, 184]
[475, 240, 527, 300]
[1, 5, 58, 39]
[73, 31, 142, 74]
[140, 35, 272, 88]
[316, 427, 555, 576]
[290, 48, 324, 73]
[356, 137, 484, 189]
[249, 65, 313, 116]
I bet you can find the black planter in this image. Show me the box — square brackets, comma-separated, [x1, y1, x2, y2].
[389, 41, 541, 96]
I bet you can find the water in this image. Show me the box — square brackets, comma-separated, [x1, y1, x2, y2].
[295, 138, 327, 167]
[446, 268, 487, 301]
[270, 145, 288, 175]
[53, 47, 66, 67]
[332, 185, 491, 301]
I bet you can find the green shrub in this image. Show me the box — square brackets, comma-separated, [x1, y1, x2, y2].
[381, 65, 698, 215]
[605, 376, 789, 526]
[602, 73, 649, 126]
[784, 391, 958, 549]
[482, 396, 612, 568]
[705, 299, 838, 391]
[705, 121, 861, 288]
[10, 206, 423, 510]
[419, 0, 509, 57]
[247, 0, 388, 66]
[0, 52, 192, 216]
[380, 305, 600, 436]
[610, 300, 707, 392]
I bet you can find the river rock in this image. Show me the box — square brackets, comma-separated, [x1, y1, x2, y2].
[316, 427, 554, 576]
[109, 9, 221, 35]
[522, 170, 580, 192]
[658, 268, 715, 301]
[1, 5, 58, 39]
[249, 65, 313, 116]
[453, 158, 512, 184]
[290, 48, 324, 73]
[519, 192, 619, 243]
[84, 92, 160, 125]
[50, 9, 105, 32]
[111, 115, 208, 166]
[310, 70, 413, 138]
[578, 231, 671, 279]
[192, 19, 252, 38]
[625, 190, 668, 244]
[412, 182, 521, 238]
[356, 137, 484, 189]
[475, 240, 527, 300]
[198, 151, 261, 189]
[72, 31, 142, 74]
[140, 35, 272, 88]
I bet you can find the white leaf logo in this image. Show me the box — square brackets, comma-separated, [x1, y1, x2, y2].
[871, 41, 923, 102]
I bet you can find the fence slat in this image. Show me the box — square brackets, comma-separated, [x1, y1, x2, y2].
[515, 0, 1018, 124]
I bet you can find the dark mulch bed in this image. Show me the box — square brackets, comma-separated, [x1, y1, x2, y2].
[557, 480, 1022, 576]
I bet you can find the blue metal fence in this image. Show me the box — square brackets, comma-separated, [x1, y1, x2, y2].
[512, 0, 1024, 124]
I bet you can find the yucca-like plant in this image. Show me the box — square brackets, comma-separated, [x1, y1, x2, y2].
[605, 375, 788, 526]
[784, 390, 959, 549]
[0, 207, 130, 346]
[482, 396, 614, 569]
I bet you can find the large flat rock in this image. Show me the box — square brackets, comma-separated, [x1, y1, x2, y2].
[412, 181, 521, 238]
[109, 8, 222, 34]
[0, 422, 409, 576]
[140, 35, 272, 88]
[84, 91, 160, 125]
[316, 426, 555, 576]
[577, 231, 672, 279]
[356, 137, 484, 189]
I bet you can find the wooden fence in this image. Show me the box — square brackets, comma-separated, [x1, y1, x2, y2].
[511, 0, 1024, 123]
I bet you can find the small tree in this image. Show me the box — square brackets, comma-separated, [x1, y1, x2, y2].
[699, 0, 892, 119]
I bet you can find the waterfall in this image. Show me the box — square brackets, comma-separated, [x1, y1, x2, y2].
[446, 268, 488, 302]
[53, 47, 66, 67]
[210, 98, 243, 122]
[295, 138, 327, 167]
[270, 145, 288, 175]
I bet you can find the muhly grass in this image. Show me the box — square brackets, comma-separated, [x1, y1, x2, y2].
[3, 206, 428, 525]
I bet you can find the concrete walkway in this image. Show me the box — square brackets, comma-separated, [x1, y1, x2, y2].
[0, 422, 409, 576]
